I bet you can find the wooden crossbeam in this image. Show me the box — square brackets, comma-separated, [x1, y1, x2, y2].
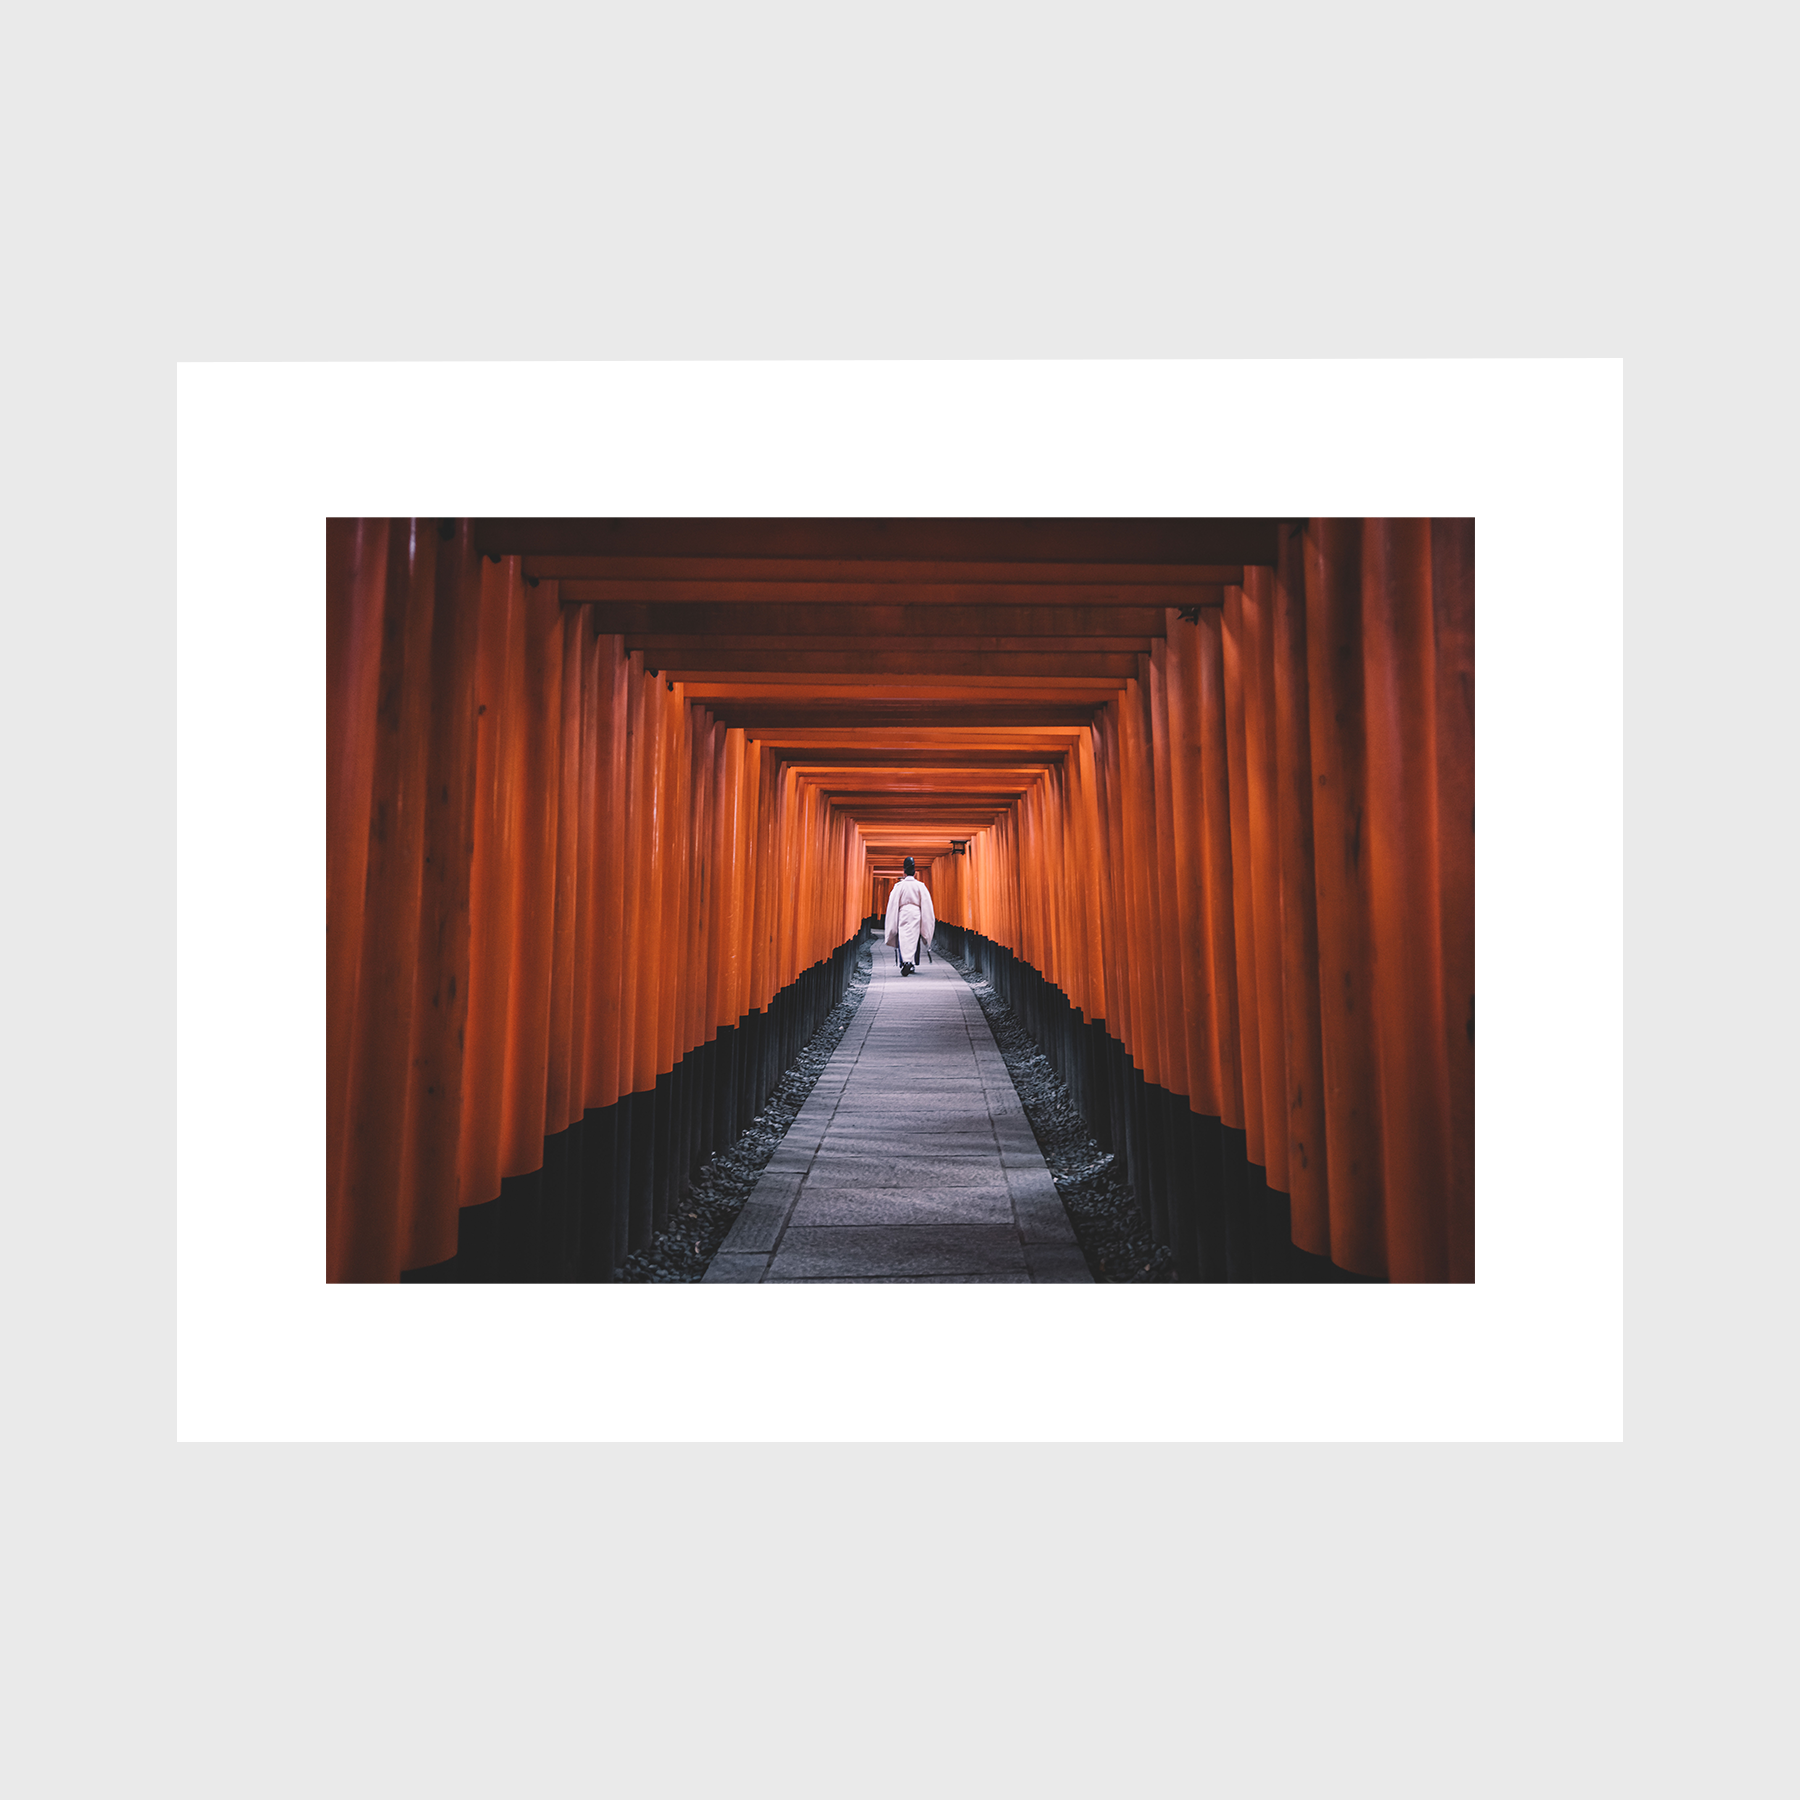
[849, 810, 1025, 822]
[703, 704, 1104, 729]
[677, 676, 1127, 695]
[562, 579, 1226, 610]
[827, 796, 1034, 810]
[586, 603, 1177, 639]
[774, 757, 1064, 772]
[782, 759, 1060, 772]
[629, 634, 1155, 658]
[481, 517, 1280, 565]
[583, 602, 1174, 637]
[812, 769, 1045, 786]
[827, 783, 1044, 799]
[660, 651, 1142, 677]
[535, 556, 1243, 587]
[748, 727, 1086, 745]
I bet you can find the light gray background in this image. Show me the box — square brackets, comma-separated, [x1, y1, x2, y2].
[11, 2, 1784, 1796]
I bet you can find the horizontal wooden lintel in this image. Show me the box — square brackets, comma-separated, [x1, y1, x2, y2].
[478, 517, 1281, 566]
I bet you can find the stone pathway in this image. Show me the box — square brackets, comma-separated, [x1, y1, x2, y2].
[702, 936, 1092, 1283]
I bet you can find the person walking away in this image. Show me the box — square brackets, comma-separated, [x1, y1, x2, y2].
[883, 856, 937, 976]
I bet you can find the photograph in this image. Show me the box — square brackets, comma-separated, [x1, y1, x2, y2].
[328, 515, 1473, 1285]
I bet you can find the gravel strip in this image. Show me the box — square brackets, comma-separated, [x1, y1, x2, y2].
[618, 941, 875, 1282]
[955, 958, 1178, 1284]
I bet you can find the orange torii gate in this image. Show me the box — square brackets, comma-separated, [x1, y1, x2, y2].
[328, 519, 1471, 1283]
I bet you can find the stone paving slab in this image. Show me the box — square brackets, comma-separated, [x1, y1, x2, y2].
[1023, 1243, 1093, 1283]
[787, 1274, 1035, 1284]
[829, 1110, 994, 1128]
[824, 1112, 993, 1131]
[834, 1136, 999, 1155]
[799, 1152, 1006, 1190]
[717, 1175, 802, 1252]
[1015, 1200, 1081, 1247]
[787, 1186, 1016, 1228]
[766, 1225, 1028, 1280]
[1006, 1169, 1081, 1245]
[840, 1080, 985, 1095]
[836, 1096, 984, 1110]
[699, 950, 1091, 1284]
[702, 1252, 772, 1282]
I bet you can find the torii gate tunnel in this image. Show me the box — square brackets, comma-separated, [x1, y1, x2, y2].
[329, 518, 1473, 1283]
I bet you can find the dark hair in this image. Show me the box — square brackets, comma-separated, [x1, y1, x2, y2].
[903, 856, 915, 875]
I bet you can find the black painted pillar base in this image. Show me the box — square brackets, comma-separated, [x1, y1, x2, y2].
[627, 1086, 656, 1252]
[399, 928, 869, 1284]
[611, 1094, 634, 1273]
[651, 1068, 673, 1234]
[578, 1104, 618, 1282]
[1164, 1090, 1198, 1281]
[952, 929, 1382, 1284]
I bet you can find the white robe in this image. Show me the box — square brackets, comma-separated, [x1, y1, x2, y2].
[883, 876, 937, 966]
